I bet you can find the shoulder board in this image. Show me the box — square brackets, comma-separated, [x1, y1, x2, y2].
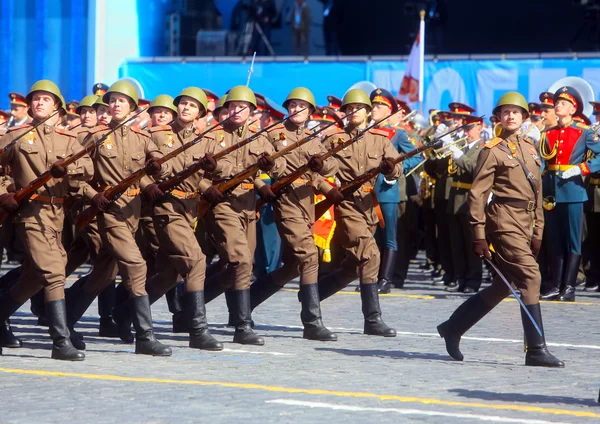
[575, 122, 590, 130]
[325, 127, 346, 136]
[89, 125, 109, 135]
[266, 123, 285, 133]
[377, 126, 396, 140]
[484, 137, 503, 149]
[203, 129, 218, 140]
[368, 128, 389, 137]
[55, 128, 77, 138]
[305, 128, 312, 136]
[6, 124, 31, 132]
[131, 127, 150, 138]
[247, 125, 260, 134]
[76, 127, 92, 136]
[148, 125, 172, 134]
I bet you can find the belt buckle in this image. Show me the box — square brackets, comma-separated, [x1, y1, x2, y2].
[526, 200, 535, 212]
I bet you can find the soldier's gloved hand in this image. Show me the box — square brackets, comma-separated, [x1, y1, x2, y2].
[435, 123, 447, 135]
[142, 183, 165, 204]
[473, 239, 492, 260]
[50, 159, 67, 178]
[91, 192, 110, 212]
[379, 157, 395, 176]
[561, 166, 582, 179]
[325, 186, 345, 205]
[0, 193, 19, 213]
[257, 154, 275, 172]
[6, 183, 15, 193]
[144, 157, 162, 176]
[199, 153, 217, 173]
[308, 156, 324, 173]
[531, 238, 542, 259]
[203, 185, 224, 204]
[258, 184, 277, 202]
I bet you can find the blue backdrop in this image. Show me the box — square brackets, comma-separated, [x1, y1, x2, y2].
[121, 58, 600, 119]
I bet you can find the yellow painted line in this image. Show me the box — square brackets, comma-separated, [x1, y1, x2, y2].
[0, 367, 597, 419]
[281, 288, 434, 300]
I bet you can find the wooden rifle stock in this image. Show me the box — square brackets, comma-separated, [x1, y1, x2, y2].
[254, 111, 396, 212]
[314, 139, 443, 220]
[195, 113, 352, 219]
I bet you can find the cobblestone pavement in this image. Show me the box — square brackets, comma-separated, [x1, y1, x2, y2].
[1, 257, 599, 423]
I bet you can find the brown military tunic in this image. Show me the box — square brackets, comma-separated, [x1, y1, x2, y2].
[79, 121, 170, 297]
[266, 121, 338, 286]
[468, 132, 543, 305]
[0, 123, 94, 302]
[145, 122, 230, 297]
[327, 127, 402, 284]
[203, 122, 285, 290]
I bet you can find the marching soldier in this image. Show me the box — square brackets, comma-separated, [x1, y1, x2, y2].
[583, 101, 600, 292]
[316, 88, 401, 338]
[66, 80, 173, 356]
[114, 87, 228, 350]
[250, 87, 339, 341]
[0, 80, 94, 360]
[437, 92, 564, 367]
[201, 86, 286, 345]
[539, 92, 558, 129]
[148, 94, 177, 127]
[445, 115, 484, 293]
[93, 97, 112, 126]
[539, 87, 600, 302]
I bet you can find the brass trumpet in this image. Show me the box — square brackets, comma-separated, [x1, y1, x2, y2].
[430, 136, 468, 159]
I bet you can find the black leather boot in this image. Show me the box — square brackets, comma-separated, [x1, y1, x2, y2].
[521, 303, 564, 367]
[360, 283, 396, 337]
[436, 292, 493, 361]
[377, 249, 396, 294]
[232, 289, 264, 345]
[46, 299, 85, 361]
[0, 320, 22, 348]
[184, 291, 223, 351]
[225, 290, 235, 327]
[299, 284, 337, 341]
[166, 282, 188, 333]
[111, 283, 134, 343]
[30, 290, 48, 326]
[0, 292, 25, 356]
[131, 295, 172, 356]
[558, 253, 580, 302]
[98, 282, 119, 337]
[65, 283, 98, 350]
[250, 274, 283, 310]
[317, 270, 354, 302]
[540, 255, 564, 300]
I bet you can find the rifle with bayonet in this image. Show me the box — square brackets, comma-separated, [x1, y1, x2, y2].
[313, 118, 483, 220]
[195, 107, 366, 219]
[156, 108, 307, 195]
[0, 107, 149, 226]
[73, 108, 250, 230]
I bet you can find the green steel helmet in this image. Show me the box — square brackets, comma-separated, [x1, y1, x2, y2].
[282, 87, 316, 110]
[92, 96, 109, 110]
[213, 95, 228, 114]
[225, 85, 257, 108]
[342, 89, 372, 110]
[76, 95, 99, 114]
[26, 79, 65, 110]
[148, 94, 177, 115]
[102, 80, 139, 107]
[493, 91, 529, 118]
[173, 87, 208, 118]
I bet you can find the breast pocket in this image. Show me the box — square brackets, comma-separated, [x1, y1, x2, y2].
[99, 145, 117, 159]
[367, 151, 381, 167]
[130, 151, 145, 170]
[18, 142, 40, 155]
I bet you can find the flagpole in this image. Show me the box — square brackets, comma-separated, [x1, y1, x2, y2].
[418, 10, 425, 114]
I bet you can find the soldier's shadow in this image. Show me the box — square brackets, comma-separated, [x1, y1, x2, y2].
[314, 347, 450, 361]
[449, 388, 598, 407]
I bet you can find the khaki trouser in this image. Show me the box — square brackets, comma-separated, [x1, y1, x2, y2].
[207, 202, 256, 291]
[271, 216, 319, 286]
[480, 232, 541, 306]
[145, 213, 206, 298]
[10, 223, 67, 303]
[82, 214, 146, 298]
[65, 221, 102, 276]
